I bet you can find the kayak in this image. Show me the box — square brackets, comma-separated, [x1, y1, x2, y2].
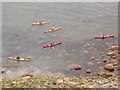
[32, 21, 50, 25]
[8, 57, 31, 61]
[95, 35, 115, 39]
[43, 27, 62, 33]
[43, 42, 62, 48]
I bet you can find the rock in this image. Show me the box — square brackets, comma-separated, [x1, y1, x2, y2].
[113, 62, 118, 66]
[67, 64, 81, 70]
[97, 72, 106, 76]
[86, 69, 91, 73]
[22, 76, 31, 80]
[0, 77, 2, 82]
[99, 67, 104, 70]
[110, 46, 120, 51]
[26, 69, 34, 73]
[97, 62, 101, 64]
[12, 81, 17, 84]
[90, 57, 95, 60]
[104, 64, 114, 71]
[118, 51, 120, 54]
[111, 56, 117, 59]
[102, 59, 107, 62]
[86, 43, 90, 46]
[83, 50, 88, 53]
[63, 77, 69, 82]
[87, 62, 94, 66]
[1, 70, 5, 73]
[56, 79, 64, 85]
[22, 74, 33, 77]
[66, 81, 79, 87]
[89, 84, 100, 88]
[106, 52, 115, 56]
[2, 65, 8, 67]
[12, 64, 19, 67]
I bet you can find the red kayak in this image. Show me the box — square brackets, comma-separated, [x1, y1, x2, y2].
[95, 35, 115, 39]
[43, 42, 62, 48]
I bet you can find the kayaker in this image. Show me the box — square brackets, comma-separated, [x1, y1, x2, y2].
[102, 34, 105, 37]
[51, 27, 55, 30]
[49, 43, 53, 46]
[16, 56, 20, 59]
[101, 34, 106, 39]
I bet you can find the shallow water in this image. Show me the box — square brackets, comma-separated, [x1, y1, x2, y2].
[2, 2, 118, 78]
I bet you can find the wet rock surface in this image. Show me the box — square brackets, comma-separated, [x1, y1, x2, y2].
[104, 64, 115, 71]
[67, 64, 82, 70]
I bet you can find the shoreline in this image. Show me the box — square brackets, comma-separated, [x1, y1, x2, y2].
[1, 73, 119, 88]
[1, 39, 119, 88]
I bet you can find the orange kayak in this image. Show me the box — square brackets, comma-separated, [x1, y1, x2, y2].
[43, 27, 62, 33]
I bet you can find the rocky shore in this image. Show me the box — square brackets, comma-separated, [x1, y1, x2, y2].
[1, 42, 119, 88]
[1, 73, 119, 88]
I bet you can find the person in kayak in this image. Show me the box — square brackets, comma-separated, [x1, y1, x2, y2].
[49, 43, 53, 47]
[102, 34, 105, 38]
[16, 56, 20, 59]
[51, 27, 55, 30]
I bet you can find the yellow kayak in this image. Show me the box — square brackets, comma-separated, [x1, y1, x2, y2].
[32, 21, 50, 25]
[43, 27, 62, 33]
[8, 57, 31, 61]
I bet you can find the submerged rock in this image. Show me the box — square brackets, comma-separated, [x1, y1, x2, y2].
[106, 52, 116, 56]
[86, 69, 91, 73]
[102, 59, 107, 62]
[67, 64, 81, 70]
[22, 74, 33, 77]
[87, 62, 94, 66]
[104, 64, 114, 71]
[89, 57, 95, 60]
[110, 46, 120, 51]
[2, 65, 8, 67]
[111, 56, 117, 59]
[1, 70, 5, 73]
[12, 64, 19, 67]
